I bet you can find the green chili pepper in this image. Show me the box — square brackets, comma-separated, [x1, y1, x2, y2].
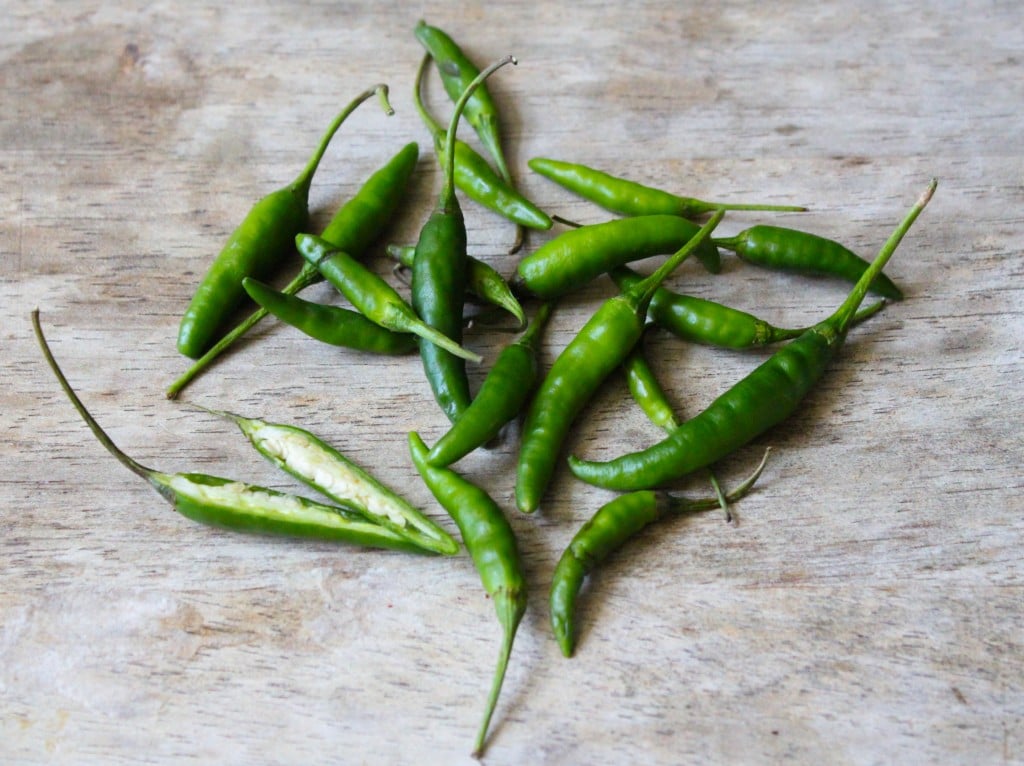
[568, 181, 936, 491]
[387, 243, 526, 329]
[714, 224, 905, 300]
[176, 85, 393, 360]
[426, 302, 553, 467]
[413, 54, 551, 236]
[412, 55, 516, 422]
[550, 449, 770, 657]
[297, 234, 482, 364]
[240, 277, 417, 355]
[515, 210, 725, 513]
[33, 311, 428, 554]
[208, 409, 459, 555]
[515, 214, 722, 300]
[528, 156, 807, 218]
[166, 140, 420, 398]
[408, 431, 526, 758]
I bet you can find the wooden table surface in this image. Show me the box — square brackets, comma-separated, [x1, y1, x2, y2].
[3, 2, 1021, 764]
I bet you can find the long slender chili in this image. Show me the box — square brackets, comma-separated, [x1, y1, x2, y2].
[514, 214, 723, 299]
[550, 449, 770, 657]
[166, 140, 419, 398]
[386, 243, 526, 328]
[515, 210, 725, 513]
[426, 302, 553, 467]
[176, 85, 392, 360]
[33, 311, 429, 554]
[297, 234, 482, 363]
[408, 432, 526, 758]
[413, 54, 551, 234]
[412, 55, 516, 422]
[568, 181, 936, 491]
[714, 224, 905, 301]
[528, 156, 807, 217]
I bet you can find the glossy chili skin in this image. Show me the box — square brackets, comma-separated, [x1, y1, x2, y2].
[176, 86, 389, 359]
[716, 224, 904, 301]
[415, 21, 512, 185]
[611, 266, 805, 348]
[408, 431, 526, 757]
[515, 214, 722, 300]
[550, 452, 768, 657]
[568, 182, 936, 491]
[529, 156, 806, 218]
[623, 336, 680, 432]
[166, 140, 419, 398]
[515, 211, 724, 513]
[414, 54, 550, 232]
[427, 302, 552, 467]
[33, 311, 428, 555]
[242, 277, 417, 355]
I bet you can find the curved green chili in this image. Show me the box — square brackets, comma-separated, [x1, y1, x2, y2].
[515, 210, 724, 513]
[515, 214, 722, 300]
[241, 277, 417, 355]
[568, 181, 936, 491]
[176, 85, 393, 360]
[387, 243, 526, 328]
[413, 53, 551, 234]
[715, 224, 904, 300]
[427, 302, 553, 467]
[297, 234, 482, 364]
[166, 140, 419, 398]
[529, 156, 807, 217]
[408, 431, 526, 758]
[208, 409, 458, 555]
[412, 55, 516, 422]
[550, 449, 770, 657]
[33, 311, 428, 554]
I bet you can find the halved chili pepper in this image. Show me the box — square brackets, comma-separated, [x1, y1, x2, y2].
[514, 214, 723, 300]
[33, 311, 430, 554]
[413, 54, 551, 235]
[528, 156, 807, 218]
[568, 181, 936, 491]
[714, 224, 905, 300]
[166, 140, 420, 398]
[515, 210, 725, 513]
[176, 85, 393, 360]
[209, 409, 459, 555]
[386, 243, 526, 328]
[408, 431, 526, 758]
[240, 277, 417, 355]
[412, 55, 516, 422]
[426, 301, 553, 467]
[297, 234, 482, 364]
[550, 449, 770, 657]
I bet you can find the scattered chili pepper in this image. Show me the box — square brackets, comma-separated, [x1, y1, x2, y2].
[514, 214, 723, 300]
[408, 431, 526, 758]
[387, 243, 526, 328]
[568, 181, 935, 491]
[413, 53, 551, 237]
[528, 156, 807, 217]
[515, 210, 725, 513]
[426, 301, 553, 467]
[176, 85, 393, 360]
[208, 409, 459, 555]
[34, 310, 430, 554]
[550, 448, 770, 657]
[714, 224, 905, 300]
[297, 233, 482, 364]
[411, 55, 516, 422]
[166, 140, 420, 398]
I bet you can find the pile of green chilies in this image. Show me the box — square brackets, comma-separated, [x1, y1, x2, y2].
[34, 20, 936, 759]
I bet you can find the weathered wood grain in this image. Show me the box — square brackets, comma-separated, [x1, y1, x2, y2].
[2, 2, 1021, 764]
